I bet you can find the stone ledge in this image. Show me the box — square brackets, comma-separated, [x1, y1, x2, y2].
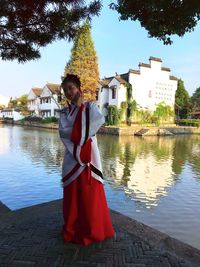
[0, 201, 11, 214]
[0, 199, 199, 266]
[111, 209, 200, 267]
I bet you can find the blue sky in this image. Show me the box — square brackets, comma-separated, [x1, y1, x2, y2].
[0, 0, 200, 99]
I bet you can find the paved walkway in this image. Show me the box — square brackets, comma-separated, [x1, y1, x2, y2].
[0, 199, 200, 267]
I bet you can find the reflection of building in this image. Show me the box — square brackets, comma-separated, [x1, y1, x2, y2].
[103, 135, 176, 207]
[27, 83, 61, 118]
[126, 153, 175, 204]
[97, 56, 178, 114]
[0, 127, 9, 154]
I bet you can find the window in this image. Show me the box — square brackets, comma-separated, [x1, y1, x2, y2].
[111, 87, 116, 99]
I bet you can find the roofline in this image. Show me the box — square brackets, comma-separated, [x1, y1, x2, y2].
[138, 63, 151, 68]
[149, 56, 162, 63]
[161, 67, 171, 72]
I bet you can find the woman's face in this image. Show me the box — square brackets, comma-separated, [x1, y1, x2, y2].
[62, 81, 81, 102]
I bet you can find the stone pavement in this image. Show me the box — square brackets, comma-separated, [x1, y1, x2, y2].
[0, 199, 200, 267]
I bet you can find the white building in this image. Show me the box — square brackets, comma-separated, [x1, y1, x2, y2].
[27, 88, 42, 116]
[27, 83, 62, 118]
[0, 108, 24, 120]
[39, 83, 61, 118]
[97, 57, 178, 114]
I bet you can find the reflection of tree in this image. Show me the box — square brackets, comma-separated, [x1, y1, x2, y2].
[97, 134, 122, 180]
[18, 127, 64, 174]
[171, 136, 191, 176]
[118, 138, 137, 186]
[186, 135, 200, 177]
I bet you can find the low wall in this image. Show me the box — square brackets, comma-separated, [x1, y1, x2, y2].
[4, 119, 58, 130]
[99, 126, 200, 136]
[2, 120, 200, 135]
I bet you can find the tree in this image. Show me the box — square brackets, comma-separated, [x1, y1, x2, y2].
[109, 1, 200, 45]
[153, 102, 174, 125]
[175, 79, 191, 119]
[0, 104, 5, 110]
[1, 1, 200, 62]
[63, 20, 99, 101]
[7, 94, 28, 111]
[191, 87, 200, 110]
[107, 105, 120, 125]
[125, 82, 137, 126]
[8, 97, 17, 108]
[0, 0, 101, 62]
[17, 94, 28, 111]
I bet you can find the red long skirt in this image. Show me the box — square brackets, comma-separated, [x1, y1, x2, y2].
[62, 167, 115, 246]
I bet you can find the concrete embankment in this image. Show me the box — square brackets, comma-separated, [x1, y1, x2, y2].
[98, 125, 200, 136]
[2, 119, 200, 135]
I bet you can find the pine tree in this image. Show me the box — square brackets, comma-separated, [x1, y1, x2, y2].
[64, 20, 99, 101]
[191, 87, 200, 111]
[175, 79, 191, 119]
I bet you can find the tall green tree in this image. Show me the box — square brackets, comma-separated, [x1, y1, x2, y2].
[191, 87, 200, 111]
[64, 20, 99, 101]
[175, 79, 191, 119]
[125, 82, 137, 126]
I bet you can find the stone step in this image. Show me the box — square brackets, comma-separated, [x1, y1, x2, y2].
[134, 128, 149, 136]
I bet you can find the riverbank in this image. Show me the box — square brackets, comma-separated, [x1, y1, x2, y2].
[2, 119, 200, 136]
[0, 199, 200, 266]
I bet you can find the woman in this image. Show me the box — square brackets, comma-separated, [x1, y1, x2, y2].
[59, 74, 114, 246]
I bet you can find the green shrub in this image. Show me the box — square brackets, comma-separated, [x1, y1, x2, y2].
[42, 116, 58, 123]
[107, 105, 120, 125]
[24, 116, 43, 122]
[176, 119, 200, 127]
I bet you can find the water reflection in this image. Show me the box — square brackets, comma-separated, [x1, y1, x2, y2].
[0, 127, 10, 154]
[98, 134, 200, 208]
[19, 126, 64, 174]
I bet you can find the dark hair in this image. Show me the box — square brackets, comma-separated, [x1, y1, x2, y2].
[61, 74, 81, 89]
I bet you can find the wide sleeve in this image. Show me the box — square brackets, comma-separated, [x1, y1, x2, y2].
[89, 101, 105, 137]
[58, 109, 92, 165]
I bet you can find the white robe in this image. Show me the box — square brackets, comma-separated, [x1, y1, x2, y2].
[58, 101, 105, 187]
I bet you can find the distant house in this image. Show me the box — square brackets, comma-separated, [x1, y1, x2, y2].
[39, 83, 61, 118]
[0, 108, 24, 120]
[27, 88, 42, 116]
[97, 57, 178, 114]
[27, 83, 62, 118]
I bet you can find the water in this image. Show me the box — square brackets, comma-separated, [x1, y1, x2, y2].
[0, 124, 200, 249]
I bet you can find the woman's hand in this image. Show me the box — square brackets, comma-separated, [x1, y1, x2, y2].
[71, 91, 83, 107]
